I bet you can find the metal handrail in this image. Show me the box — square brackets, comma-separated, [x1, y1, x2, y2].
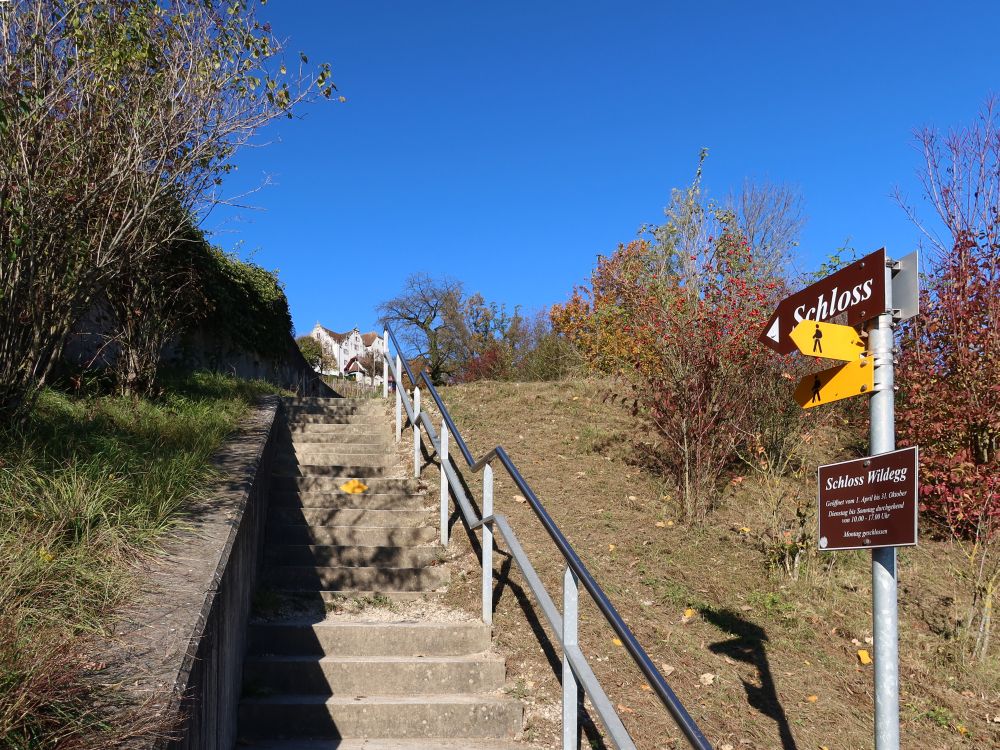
[385, 325, 417, 385]
[383, 327, 712, 750]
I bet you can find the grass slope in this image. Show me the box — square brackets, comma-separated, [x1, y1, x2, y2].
[0, 372, 278, 749]
[425, 379, 998, 750]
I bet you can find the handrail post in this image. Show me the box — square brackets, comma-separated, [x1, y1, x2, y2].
[382, 329, 388, 399]
[440, 419, 449, 547]
[412, 386, 421, 478]
[563, 566, 581, 750]
[482, 464, 494, 625]
[394, 354, 402, 443]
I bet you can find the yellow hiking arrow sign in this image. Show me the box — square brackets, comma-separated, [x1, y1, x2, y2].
[794, 358, 873, 409]
[790, 320, 866, 362]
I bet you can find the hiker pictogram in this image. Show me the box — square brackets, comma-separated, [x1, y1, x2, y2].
[812, 323, 823, 353]
[811, 375, 822, 403]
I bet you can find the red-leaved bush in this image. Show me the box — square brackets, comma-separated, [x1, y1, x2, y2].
[895, 99, 1000, 660]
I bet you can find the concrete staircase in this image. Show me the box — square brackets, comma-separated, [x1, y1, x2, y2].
[238, 397, 527, 748]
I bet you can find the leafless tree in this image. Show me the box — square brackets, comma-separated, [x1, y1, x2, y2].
[376, 273, 466, 385]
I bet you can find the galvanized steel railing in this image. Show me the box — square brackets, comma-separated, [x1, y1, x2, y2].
[379, 327, 712, 750]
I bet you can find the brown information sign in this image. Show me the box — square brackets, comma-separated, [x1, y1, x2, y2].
[817, 446, 918, 551]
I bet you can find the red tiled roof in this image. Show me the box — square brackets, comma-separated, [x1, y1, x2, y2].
[361, 332, 380, 346]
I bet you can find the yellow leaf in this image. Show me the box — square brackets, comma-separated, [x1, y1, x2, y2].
[612, 638, 623, 646]
[666, 520, 674, 527]
[739, 527, 751, 533]
[38, 548, 54, 563]
[339, 479, 368, 494]
[640, 684, 651, 691]
[806, 694, 818, 703]
[683, 608, 696, 618]
[608, 544, 616, 552]
[956, 723, 968, 736]
[857, 649, 872, 665]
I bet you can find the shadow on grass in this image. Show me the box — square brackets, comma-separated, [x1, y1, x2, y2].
[701, 606, 798, 750]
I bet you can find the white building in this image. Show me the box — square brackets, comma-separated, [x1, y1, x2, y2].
[309, 324, 387, 384]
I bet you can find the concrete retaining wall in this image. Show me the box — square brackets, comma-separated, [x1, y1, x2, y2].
[109, 396, 283, 750]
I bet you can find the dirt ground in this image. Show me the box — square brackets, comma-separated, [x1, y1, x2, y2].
[402, 378, 999, 750]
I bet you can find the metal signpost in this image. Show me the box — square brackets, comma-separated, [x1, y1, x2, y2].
[763, 249, 919, 750]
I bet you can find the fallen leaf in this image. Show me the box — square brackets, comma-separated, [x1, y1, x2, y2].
[627, 495, 638, 501]
[683, 608, 697, 618]
[739, 526, 751, 533]
[616, 703, 635, 714]
[806, 695, 818, 703]
[698, 673, 716, 686]
[850, 638, 862, 646]
[660, 663, 676, 676]
[655, 521, 666, 528]
[956, 723, 968, 736]
[608, 544, 617, 552]
[721, 745, 734, 750]
[857, 649, 872, 665]
[513, 494, 527, 504]
[339, 479, 368, 494]
[640, 684, 651, 691]
[666, 520, 674, 527]
[572, 396, 579, 401]
[612, 638, 623, 647]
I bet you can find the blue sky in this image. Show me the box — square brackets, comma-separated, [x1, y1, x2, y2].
[206, 1, 999, 336]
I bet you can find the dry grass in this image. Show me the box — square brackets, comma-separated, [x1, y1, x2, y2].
[412, 378, 999, 750]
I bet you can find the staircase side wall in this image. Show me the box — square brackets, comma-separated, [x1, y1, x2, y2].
[166, 397, 282, 750]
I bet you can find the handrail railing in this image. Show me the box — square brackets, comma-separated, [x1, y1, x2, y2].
[381, 326, 713, 750]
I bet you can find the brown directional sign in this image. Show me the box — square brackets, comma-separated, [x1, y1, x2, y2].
[760, 248, 887, 355]
[817, 447, 919, 551]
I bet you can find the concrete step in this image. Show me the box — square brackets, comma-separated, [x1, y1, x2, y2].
[279, 453, 393, 469]
[270, 491, 429, 510]
[273, 464, 388, 478]
[286, 397, 381, 406]
[240, 740, 533, 750]
[269, 507, 431, 528]
[264, 544, 440, 568]
[267, 524, 438, 547]
[272, 476, 423, 493]
[290, 441, 390, 454]
[287, 414, 386, 425]
[289, 422, 390, 434]
[264, 565, 449, 592]
[242, 653, 505, 696]
[237, 694, 523, 740]
[289, 431, 390, 445]
[284, 401, 384, 412]
[248, 621, 491, 657]
[286, 452, 394, 467]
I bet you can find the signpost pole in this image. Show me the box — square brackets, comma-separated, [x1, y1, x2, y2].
[869, 265, 899, 749]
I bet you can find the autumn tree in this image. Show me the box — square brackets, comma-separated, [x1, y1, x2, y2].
[553, 155, 803, 521]
[895, 98, 1000, 660]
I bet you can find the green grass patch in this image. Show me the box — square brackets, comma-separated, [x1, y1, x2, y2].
[0, 371, 277, 748]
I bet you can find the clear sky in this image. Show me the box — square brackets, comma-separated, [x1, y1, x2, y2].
[206, 1, 1000, 337]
